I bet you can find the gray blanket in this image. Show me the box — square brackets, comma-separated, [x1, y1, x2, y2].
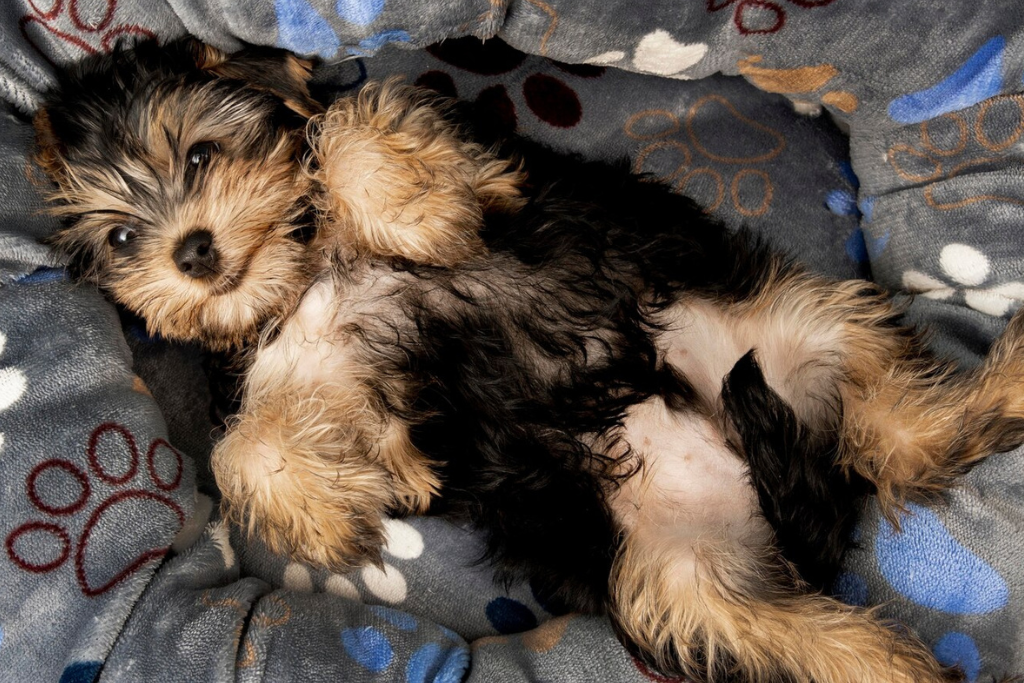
[1, 1, 1023, 681]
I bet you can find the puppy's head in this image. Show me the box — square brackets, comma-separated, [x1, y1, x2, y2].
[35, 38, 322, 350]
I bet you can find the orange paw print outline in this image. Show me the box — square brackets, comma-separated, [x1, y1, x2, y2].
[626, 95, 786, 217]
[5, 422, 184, 597]
[887, 94, 1024, 211]
[737, 55, 858, 114]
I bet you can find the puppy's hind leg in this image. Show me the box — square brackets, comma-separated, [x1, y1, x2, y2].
[699, 265, 1024, 517]
[837, 301, 1024, 515]
[607, 395, 956, 682]
[611, 533, 959, 683]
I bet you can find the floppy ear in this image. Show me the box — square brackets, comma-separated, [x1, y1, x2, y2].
[32, 107, 68, 183]
[193, 42, 323, 118]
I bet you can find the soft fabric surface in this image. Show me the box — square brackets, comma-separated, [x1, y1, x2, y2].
[1, 1, 1023, 681]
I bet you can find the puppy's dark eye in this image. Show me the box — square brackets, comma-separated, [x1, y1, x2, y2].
[186, 142, 218, 168]
[107, 224, 138, 248]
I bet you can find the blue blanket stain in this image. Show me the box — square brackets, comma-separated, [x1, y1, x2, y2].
[876, 503, 1008, 614]
[275, 0, 340, 58]
[889, 36, 1004, 124]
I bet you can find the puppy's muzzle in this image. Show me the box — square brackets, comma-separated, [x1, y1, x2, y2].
[174, 229, 219, 279]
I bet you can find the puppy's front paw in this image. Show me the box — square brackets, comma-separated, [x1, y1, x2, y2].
[211, 417, 394, 570]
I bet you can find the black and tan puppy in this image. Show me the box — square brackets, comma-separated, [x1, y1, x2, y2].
[34, 38, 1024, 683]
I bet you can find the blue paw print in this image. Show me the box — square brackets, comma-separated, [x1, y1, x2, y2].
[369, 604, 418, 631]
[341, 626, 394, 673]
[889, 36, 1005, 124]
[347, 28, 411, 56]
[59, 662, 102, 683]
[827, 161, 885, 265]
[406, 642, 470, 683]
[876, 503, 1008, 614]
[337, 0, 384, 26]
[275, 0, 341, 58]
[934, 632, 981, 682]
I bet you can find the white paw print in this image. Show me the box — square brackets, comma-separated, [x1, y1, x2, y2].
[903, 244, 1024, 317]
[318, 518, 424, 603]
[0, 331, 28, 453]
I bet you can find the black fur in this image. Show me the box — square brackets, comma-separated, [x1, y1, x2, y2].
[354, 142, 860, 612]
[39, 39, 882, 666]
[722, 351, 866, 590]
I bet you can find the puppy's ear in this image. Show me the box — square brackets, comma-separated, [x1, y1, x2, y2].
[194, 42, 323, 118]
[32, 108, 68, 183]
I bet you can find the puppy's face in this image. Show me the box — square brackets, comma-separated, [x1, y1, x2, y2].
[35, 39, 320, 349]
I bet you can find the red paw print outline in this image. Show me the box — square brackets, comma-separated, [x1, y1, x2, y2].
[20, 0, 155, 63]
[707, 0, 836, 36]
[5, 422, 184, 597]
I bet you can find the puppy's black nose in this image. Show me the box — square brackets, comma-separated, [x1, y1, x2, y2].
[174, 230, 218, 279]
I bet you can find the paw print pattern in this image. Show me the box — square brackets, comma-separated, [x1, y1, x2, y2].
[903, 243, 1024, 317]
[340, 604, 469, 680]
[627, 30, 708, 80]
[706, 0, 837, 36]
[419, 37, 606, 136]
[20, 0, 155, 64]
[737, 55, 858, 114]
[887, 94, 1024, 213]
[625, 99, 786, 217]
[5, 422, 185, 596]
[280, 518, 424, 604]
[274, 0, 420, 58]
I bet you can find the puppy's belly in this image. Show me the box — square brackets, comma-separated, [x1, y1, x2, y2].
[607, 294, 844, 558]
[608, 397, 766, 572]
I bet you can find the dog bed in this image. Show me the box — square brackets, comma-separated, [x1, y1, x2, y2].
[1, 1, 1023, 680]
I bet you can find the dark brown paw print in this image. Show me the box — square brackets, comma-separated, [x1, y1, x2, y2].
[419, 36, 605, 136]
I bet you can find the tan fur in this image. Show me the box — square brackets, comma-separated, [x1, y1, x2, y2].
[659, 261, 1024, 519]
[38, 84, 317, 350]
[630, 263, 1024, 681]
[38, 61, 1024, 681]
[606, 394, 953, 682]
[611, 533, 955, 683]
[307, 80, 525, 266]
[211, 275, 440, 569]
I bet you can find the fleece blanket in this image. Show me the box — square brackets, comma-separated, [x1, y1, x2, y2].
[1, 1, 1023, 681]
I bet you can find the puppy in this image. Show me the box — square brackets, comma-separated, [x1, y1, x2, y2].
[35, 38, 1024, 683]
